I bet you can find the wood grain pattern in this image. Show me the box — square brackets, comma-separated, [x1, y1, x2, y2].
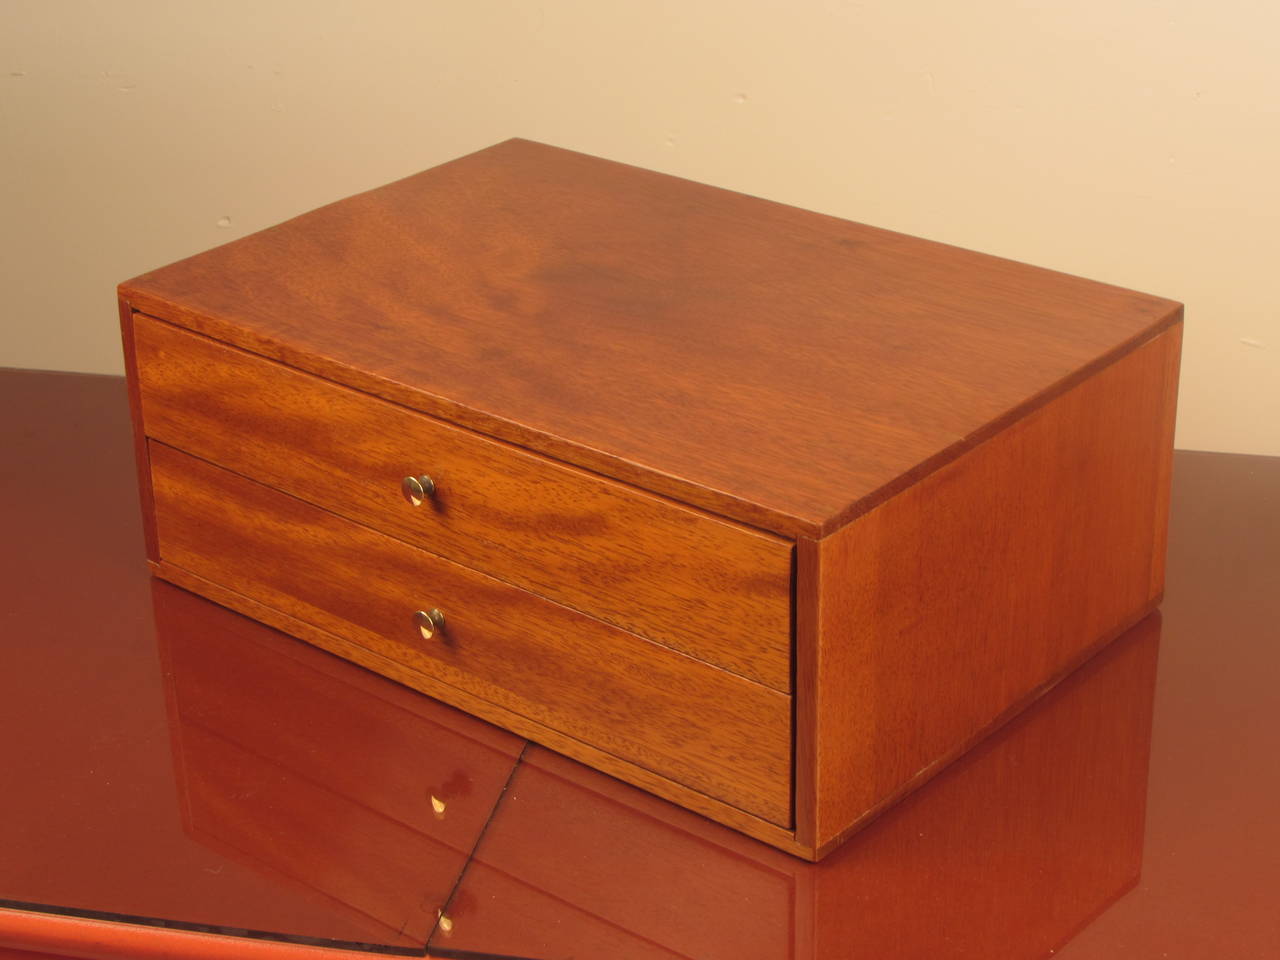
[152, 559, 803, 853]
[133, 313, 792, 690]
[148, 442, 792, 826]
[803, 324, 1181, 850]
[119, 138, 1181, 537]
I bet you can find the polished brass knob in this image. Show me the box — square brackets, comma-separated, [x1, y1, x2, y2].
[414, 608, 446, 640]
[401, 474, 436, 506]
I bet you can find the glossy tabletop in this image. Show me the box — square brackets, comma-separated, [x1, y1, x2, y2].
[0, 368, 1276, 959]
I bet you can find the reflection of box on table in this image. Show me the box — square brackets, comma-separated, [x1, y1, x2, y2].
[440, 615, 1162, 960]
[155, 583, 521, 944]
[124, 137, 1181, 858]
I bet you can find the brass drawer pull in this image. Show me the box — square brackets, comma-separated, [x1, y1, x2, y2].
[401, 474, 436, 505]
[414, 607, 446, 640]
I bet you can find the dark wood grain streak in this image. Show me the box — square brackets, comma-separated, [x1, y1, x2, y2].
[147, 443, 792, 827]
[133, 313, 792, 690]
[119, 138, 1181, 538]
[805, 324, 1181, 849]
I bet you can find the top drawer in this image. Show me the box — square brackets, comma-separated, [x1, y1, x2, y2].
[133, 314, 792, 690]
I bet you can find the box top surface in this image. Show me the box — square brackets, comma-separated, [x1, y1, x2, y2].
[121, 138, 1180, 537]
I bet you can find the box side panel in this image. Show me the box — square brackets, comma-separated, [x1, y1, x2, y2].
[811, 323, 1181, 849]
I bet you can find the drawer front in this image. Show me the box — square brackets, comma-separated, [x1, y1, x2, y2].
[134, 314, 792, 691]
[149, 442, 793, 826]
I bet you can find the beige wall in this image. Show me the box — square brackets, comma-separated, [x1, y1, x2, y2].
[2, 1, 1276, 454]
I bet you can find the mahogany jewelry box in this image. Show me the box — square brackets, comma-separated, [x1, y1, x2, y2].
[118, 137, 1182, 860]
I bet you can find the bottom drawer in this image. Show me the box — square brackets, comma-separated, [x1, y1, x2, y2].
[148, 442, 793, 826]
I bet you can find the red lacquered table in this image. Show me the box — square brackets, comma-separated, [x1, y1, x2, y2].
[0, 369, 1276, 960]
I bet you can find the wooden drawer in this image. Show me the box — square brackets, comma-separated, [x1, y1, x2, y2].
[134, 314, 792, 691]
[149, 442, 792, 826]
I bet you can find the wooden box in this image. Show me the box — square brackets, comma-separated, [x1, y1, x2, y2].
[119, 138, 1181, 860]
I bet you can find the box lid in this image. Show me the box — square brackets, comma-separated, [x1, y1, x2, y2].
[120, 138, 1180, 538]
